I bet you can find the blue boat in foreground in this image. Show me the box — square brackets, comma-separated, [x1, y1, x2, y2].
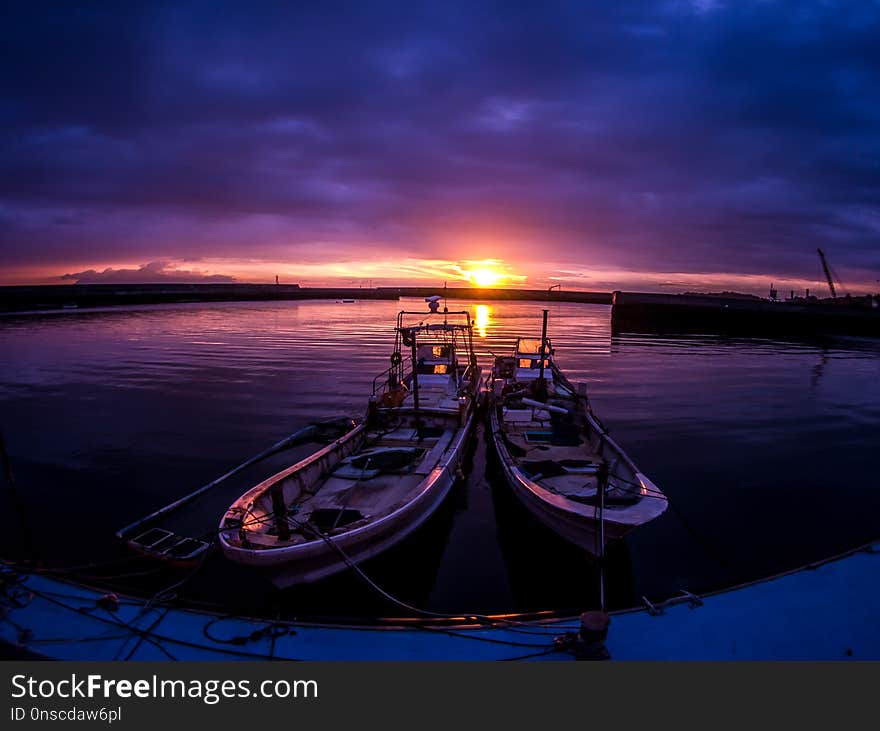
[2, 538, 877, 660]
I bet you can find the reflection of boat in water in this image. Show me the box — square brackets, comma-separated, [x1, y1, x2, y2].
[219, 298, 483, 587]
[489, 311, 667, 552]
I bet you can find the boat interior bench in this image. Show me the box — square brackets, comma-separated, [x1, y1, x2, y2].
[414, 430, 454, 475]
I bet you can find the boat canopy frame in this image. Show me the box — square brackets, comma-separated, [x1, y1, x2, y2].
[394, 309, 477, 382]
[373, 308, 479, 403]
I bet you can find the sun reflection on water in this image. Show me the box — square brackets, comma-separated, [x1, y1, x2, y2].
[474, 304, 491, 337]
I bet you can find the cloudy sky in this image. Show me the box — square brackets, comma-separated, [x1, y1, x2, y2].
[1, 1, 878, 292]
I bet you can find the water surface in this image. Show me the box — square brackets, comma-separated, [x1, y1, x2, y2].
[1, 298, 878, 618]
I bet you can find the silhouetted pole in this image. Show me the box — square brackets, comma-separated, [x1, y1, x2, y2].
[410, 330, 421, 430]
[537, 309, 549, 395]
[596, 460, 609, 613]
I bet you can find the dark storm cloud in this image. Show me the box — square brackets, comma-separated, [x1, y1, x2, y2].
[1, 1, 879, 284]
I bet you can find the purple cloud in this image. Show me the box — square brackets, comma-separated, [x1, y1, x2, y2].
[1, 2, 878, 288]
[60, 261, 236, 284]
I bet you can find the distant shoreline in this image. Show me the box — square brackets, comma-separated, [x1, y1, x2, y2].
[0, 283, 612, 313]
[2, 284, 876, 338]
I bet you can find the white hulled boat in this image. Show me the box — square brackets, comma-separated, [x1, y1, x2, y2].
[489, 311, 667, 552]
[219, 298, 482, 586]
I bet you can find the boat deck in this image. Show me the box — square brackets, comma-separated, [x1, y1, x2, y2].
[239, 428, 455, 548]
[500, 407, 606, 502]
[403, 373, 464, 412]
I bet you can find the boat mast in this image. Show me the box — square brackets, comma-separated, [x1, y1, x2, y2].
[409, 328, 421, 429]
[596, 460, 608, 613]
[465, 311, 476, 369]
[537, 309, 549, 396]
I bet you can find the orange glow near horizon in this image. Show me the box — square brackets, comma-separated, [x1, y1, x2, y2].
[4, 257, 530, 289]
[457, 259, 525, 288]
[3, 256, 877, 297]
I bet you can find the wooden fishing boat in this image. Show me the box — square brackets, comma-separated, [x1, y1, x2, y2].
[489, 311, 667, 552]
[219, 298, 482, 587]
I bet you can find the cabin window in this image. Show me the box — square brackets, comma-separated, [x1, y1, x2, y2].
[417, 344, 451, 360]
[516, 339, 541, 355]
[518, 358, 551, 369]
[416, 361, 450, 375]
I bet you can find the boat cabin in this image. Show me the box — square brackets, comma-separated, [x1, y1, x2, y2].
[415, 343, 455, 377]
[514, 338, 553, 381]
[405, 339, 467, 411]
[372, 308, 479, 418]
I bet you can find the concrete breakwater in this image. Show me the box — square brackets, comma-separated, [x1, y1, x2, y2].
[611, 291, 880, 337]
[0, 284, 611, 313]
[0, 283, 385, 312]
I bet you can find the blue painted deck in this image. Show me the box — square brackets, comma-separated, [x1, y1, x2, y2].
[2, 541, 878, 660]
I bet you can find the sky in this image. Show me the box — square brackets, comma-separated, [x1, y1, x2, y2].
[1, 1, 879, 293]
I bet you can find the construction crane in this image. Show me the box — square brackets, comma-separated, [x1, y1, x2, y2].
[817, 248, 840, 299]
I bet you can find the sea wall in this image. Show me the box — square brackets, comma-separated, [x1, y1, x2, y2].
[611, 291, 880, 337]
[0, 284, 390, 312]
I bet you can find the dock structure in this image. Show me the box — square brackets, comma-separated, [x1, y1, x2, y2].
[611, 291, 880, 337]
[2, 539, 878, 660]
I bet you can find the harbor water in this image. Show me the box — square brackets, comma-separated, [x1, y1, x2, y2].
[1, 298, 878, 619]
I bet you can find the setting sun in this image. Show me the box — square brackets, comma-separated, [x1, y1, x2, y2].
[458, 259, 523, 287]
[469, 268, 501, 287]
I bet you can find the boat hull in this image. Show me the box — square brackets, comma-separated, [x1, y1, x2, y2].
[488, 378, 666, 552]
[489, 406, 629, 551]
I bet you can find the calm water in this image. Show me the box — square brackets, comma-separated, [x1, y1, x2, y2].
[1, 298, 879, 619]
